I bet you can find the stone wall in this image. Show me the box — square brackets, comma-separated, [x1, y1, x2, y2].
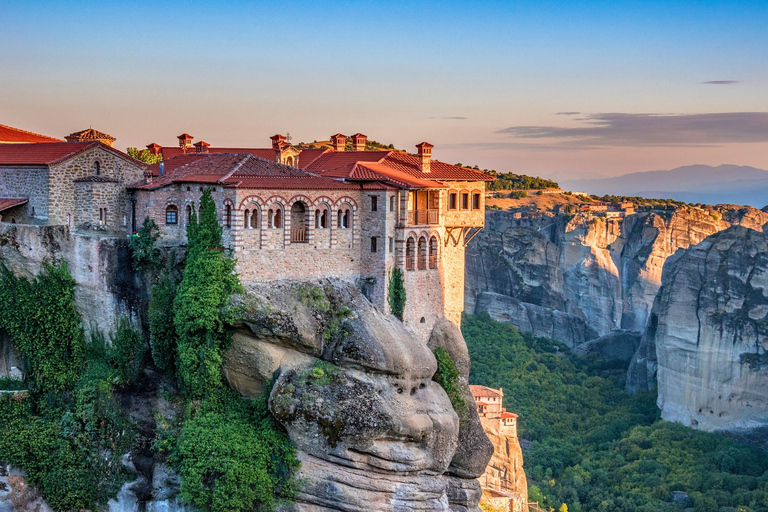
[73, 180, 122, 229]
[0, 167, 48, 222]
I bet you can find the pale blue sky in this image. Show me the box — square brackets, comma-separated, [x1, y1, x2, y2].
[2, 1, 767, 179]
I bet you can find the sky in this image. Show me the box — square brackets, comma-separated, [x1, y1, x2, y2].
[1, 0, 767, 180]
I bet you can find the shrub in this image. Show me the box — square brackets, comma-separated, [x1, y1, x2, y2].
[388, 267, 406, 321]
[128, 217, 162, 270]
[150, 269, 179, 373]
[108, 318, 146, 384]
[433, 347, 467, 421]
[509, 190, 528, 199]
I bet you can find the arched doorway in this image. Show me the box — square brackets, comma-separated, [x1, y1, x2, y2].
[291, 202, 307, 243]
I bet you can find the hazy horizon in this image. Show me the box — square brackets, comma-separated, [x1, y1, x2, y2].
[2, 0, 767, 181]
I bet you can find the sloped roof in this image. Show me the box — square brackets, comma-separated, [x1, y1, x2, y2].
[469, 385, 503, 398]
[158, 146, 277, 160]
[65, 128, 116, 142]
[0, 124, 63, 144]
[500, 412, 518, 419]
[0, 198, 28, 212]
[0, 142, 144, 167]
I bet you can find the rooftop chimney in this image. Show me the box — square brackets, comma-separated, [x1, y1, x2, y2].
[177, 133, 193, 152]
[270, 134, 287, 150]
[416, 142, 433, 173]
[146, 143, 162, 156]
[331, 133, 347, 152]
[351, 133, 367, 152]
[144, 170, 153, 185]
[193, 140, 210, 154]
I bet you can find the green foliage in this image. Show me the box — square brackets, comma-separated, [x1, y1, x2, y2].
[0, 377, 25, 390]
[108, 317, 147, 384]
[168, 389, 299, 512]
[388, 267, 406, 320]
[126, 146, 163, 165]
[508, 190, 528, 199]
[174, 189, 242, 398]
[486, 171, 559, 191]
[463, 312, 768, 512]
[0, 262, 84, 393]
[433, 347, 467, 421]
[150, 268, 179, 373]
[128, 217, 163, 270]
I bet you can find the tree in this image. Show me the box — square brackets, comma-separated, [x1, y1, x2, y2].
[387, 267, 406, 320]
[126, 147, 163, 165]
[128, 217, 162, 269]
[173, 189, 242, 398]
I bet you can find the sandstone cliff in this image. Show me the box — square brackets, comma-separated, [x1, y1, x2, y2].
[627, 226, 768, 434]
[222, 282, 494, 511]
[466, 205, 768, 347]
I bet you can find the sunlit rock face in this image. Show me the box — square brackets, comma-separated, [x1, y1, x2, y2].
[466, 207, 768, 347]
[222, 282, 492, 512]
[630, 226, 768, 432]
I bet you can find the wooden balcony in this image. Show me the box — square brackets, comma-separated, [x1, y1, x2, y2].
[407, 209, 439, 226]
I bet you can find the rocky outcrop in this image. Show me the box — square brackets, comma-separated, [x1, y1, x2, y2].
[222, 282, 493, 512]
[467, 206, 768, 347]
[573, 330, 642, 362]
[628, 226, 768, 433]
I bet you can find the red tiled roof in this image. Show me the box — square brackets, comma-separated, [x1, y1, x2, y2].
[380, 152, 494, 181]
[158, 146, 276, 160]
[0, 197, 28, 212]
[501, 412, 518, 419]
[469, 385, 503, 398]
[301, 150, 390, 173]
[0, 124, 63, 144]
[0, 141, 144, 167]
[65, 128, 116, 142]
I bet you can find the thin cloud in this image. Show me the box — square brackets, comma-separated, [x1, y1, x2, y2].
[496, 112, 768, 148]
[701, 80, 739, 85]
[429, 116, 468, 120]
[556, 111, 581, 115]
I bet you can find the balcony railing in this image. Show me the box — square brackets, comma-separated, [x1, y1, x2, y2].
[290, 226, 307, 243]
[407, 209, 439, 226]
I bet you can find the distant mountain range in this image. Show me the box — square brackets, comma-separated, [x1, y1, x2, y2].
[560, 165, 768, 208]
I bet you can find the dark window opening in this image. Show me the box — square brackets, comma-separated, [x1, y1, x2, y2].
[370, 237, 378, 252]
[371, 196, 378, 211]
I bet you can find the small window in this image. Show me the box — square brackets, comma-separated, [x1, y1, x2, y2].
[186, 186, 191, 192]
[370, 237, 378, 252]
[93, 161, 101, 175]
[166, 205, 178, 225]
[461, 192, 469, 210]
[389, 237, 394, 253]
[371, 196, 378, 212]
[225, 205, 231, 229]
[98, 207, 107, 225]
[472, 193, 480, 210]
[389, 196, 395, 212]
[449, 192, 457, 210]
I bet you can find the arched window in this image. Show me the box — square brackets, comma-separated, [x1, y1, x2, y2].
[93, 161, 101, 175]
[315, 206, 329, 229]
[417, 236, 427, 270]
[186, 205, 192, 223]
[166, 205, 178, 225]
[225, 205, 231, 229]
[268, 208, 283, 229]
[429, 236, 438, 269]
[244, 209, 250, 229]
[406, 237, 415, 271]
[337, 207, 351, 229]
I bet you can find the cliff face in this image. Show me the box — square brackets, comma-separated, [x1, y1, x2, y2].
[466, 206, 768, 347]
[478, 428, 527, 510]
[628, 226, 768, 433]
[222, 282, 493, 511]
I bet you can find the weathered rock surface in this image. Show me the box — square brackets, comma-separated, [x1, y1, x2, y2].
[467, 206, 768, 347]
[628, 226, 768, 433]
[221, 281, 492, 512]
[573, 330, 642, 361]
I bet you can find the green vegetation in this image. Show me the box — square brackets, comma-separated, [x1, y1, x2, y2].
[388, 267, 406, 321]
[593, 194, 689, 209]
[486, 171, 559, 191]
[149, 268, 179, 374]
[433, 347, 467, 421]
[168, 389, 298, 512]
[0, 377, 25, 390]
[173, 189, 242, 398]
[127, 146, 163, 165]
[463, 312, 768, 512]
[508, 190, 529, 199]
[128, 217, 163, 270]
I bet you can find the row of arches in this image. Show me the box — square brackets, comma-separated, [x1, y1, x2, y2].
[405, 235, 439, 271]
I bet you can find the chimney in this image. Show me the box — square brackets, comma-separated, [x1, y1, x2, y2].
[146, 143, 162, 156]
[270, 134, 287, 150]
[144, 170, 153, 185]
[416, 142, 433, 173]
[193, 140, 210, 154]
[331, 133, 347, 152]
[159, 161, 165, 176]
[351, 133, 367, 152]
[177, 133, 193, 153]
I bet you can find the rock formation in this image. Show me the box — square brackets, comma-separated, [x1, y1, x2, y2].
[628, 226, 768, 433]
[466, 205, 768, 347]
[222, 282, 493, 511]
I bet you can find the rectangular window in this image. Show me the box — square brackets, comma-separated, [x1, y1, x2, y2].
[370, 237, 378, 252]
[461, 192, 469, 210]
[449, 193, 457, 210]
[371, 196, 378, 211]
[472, 193, 480, 210]
[389, 196, 395, 212]
[388, 237, 394, 253]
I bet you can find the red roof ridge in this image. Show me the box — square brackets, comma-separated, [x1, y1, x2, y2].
[0, 124, 64, 143]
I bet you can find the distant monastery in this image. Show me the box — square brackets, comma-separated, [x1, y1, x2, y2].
[0, 124, 492, 339]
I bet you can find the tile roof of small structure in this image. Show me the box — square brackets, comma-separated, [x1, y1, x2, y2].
[65, 128, 116, 143]
[130, 153, 371, 191]
[0, 142, 144, 167]
[469, 385, 503, 398]
[0, 198, 28, 212]
[500, 412, 518, 419]
[0, 124, 63, 144]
